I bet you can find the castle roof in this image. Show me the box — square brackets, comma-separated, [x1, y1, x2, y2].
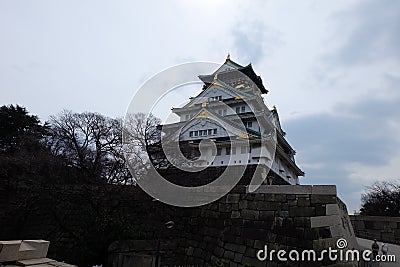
[198, 55, 268, 94]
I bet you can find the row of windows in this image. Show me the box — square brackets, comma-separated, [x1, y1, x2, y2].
[209, 96, 222, 102]
[207, 159, 259, 165]
[244, 121, 252, 128]
[212, 146, 251, 156]
[189, 129, 217, 137]
[236, 106, 246, 113]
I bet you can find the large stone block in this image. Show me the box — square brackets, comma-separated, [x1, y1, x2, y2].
[311, 215, 341, 228]
[310, 194, 337, 204]
[326, 204, 340, 215]
[18, 240, 49, 260]
[16, 257, 55, 266]
[249, 185, 312, 194]
[311, 185, 337, 195]
[0, 240, 21, 262]
[289, 207, 316, 217]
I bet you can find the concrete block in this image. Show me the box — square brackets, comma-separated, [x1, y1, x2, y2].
[312, 237, 338, 251]
[16, 257, 55, 266]
[250, 185, 312, 194]
[326, 204, 340, 215]
[226, 194, 240, 203]
[311, 194, 337, 204]
[0, 240, 21, 262]
[330, 224, 346, 237]
[311, 215, 341, 228]
[289, 206, 315, 217]
[18, 240, 49, 260]
[311, 185, 337, 195]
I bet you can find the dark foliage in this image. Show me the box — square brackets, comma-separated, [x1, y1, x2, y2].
[360, 181, 400, 216]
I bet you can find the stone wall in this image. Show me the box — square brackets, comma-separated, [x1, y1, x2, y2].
[109, 185, 358, 267]
[0, 182, 357, 267]
[350, 215, 400, 245]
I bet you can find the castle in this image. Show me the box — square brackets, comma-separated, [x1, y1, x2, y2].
[158, 55, 304, 185]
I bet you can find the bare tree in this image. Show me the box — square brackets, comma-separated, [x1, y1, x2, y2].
[48, 110, 131, 184]
[123, 113, 162, 181]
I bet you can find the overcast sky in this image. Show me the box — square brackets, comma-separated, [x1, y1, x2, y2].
[1, 0, 399, 213]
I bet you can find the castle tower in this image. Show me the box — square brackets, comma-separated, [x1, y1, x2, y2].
[158, 55, 304, 185]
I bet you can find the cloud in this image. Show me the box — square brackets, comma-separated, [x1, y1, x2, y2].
[285, 94, 400, 212]
[328, 0, 400, 66]
[231, 20, 282, 65]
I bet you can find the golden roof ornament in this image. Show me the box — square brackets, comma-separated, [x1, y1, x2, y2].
[226, 53, 230, 60]
[214, 72, 218, 80]
[202, 99, 207, 108]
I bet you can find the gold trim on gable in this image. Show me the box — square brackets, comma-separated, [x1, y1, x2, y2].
[237, 133, 250, 139]
[196, 110, 210, 119]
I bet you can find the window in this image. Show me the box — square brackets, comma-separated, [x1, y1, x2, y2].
[245, 121, 252, 128]
[189, 131, 193, 137]
[241, 146, 249, 154]
[185, 114, 189, 120]
[221, 161, 224, 164]
[208, 129, 212, 135]
[213, 129, 217, 135]
[236, 107, 240, 113]
[209, 95, 222, 102]
[194, 131, 198, 137]
[241, 106, 245, 113]
[231, 146, 236, 155]
[226, 146, 230, 155]
[216, 147, 222, 156]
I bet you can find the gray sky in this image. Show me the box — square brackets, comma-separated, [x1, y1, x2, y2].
[1, 0, 399, 213]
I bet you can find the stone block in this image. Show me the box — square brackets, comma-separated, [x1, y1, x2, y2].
[223, 250, 235, 260]
[16, 257, 55, 266]
[18, 240, 49, 260]
[311, 215, 341, 228]
[297, 197, 311, 207]
[330, 224, 346, 238]
[263, 202, 282, 211]
[249, 185, 312, 194]
[0, 240, 21, 262]
[241, 210, 259, 220]
[259, 210, 274, 220]
[238, 200, 247, 209]
[310, 194, 337, 204]
[326, 204, 340, 215]
[231, 211, 241, 218]
[275, 194, 287, 202]
[225, 243, 246, 254]
[311, 185, 337, 195]
[233, 252, 243, 263]
[226, 194, 240, 203]
[315, 204, 326, 216]
[289, 206, 315, 217]
[312, 237, 337, 251]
